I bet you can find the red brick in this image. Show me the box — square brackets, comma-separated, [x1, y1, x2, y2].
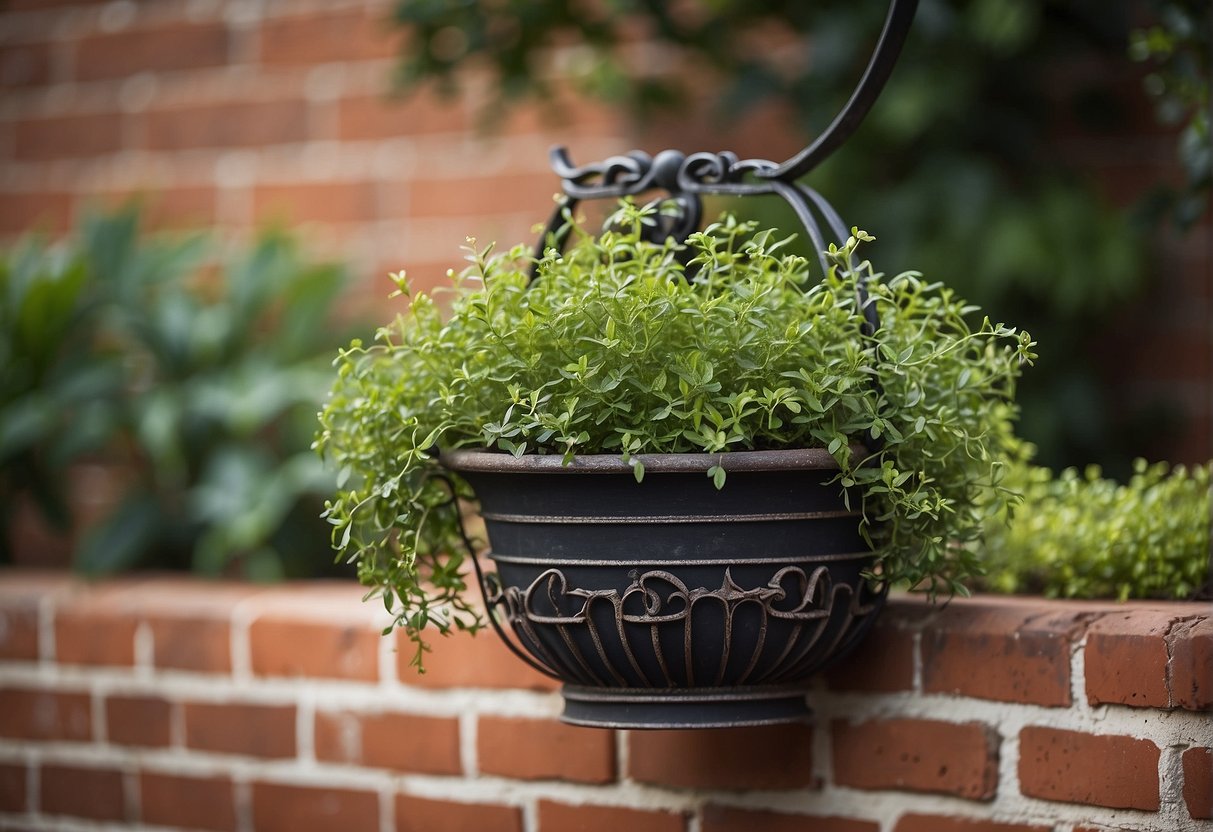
[627, 724, 814, 791]
[250, 615, 378, 681]
[183, 701, 296, 758]
[251, 782, 379, 832]
[0, 591, 41, 661]
[1183, 747, 1212, 820]
[56, 610, 137, 665]
[243, 582, 385, 678]
[106, 695, 172, 747]
[921, 599, 1083, 706]
[1017, 726, 1160, 811]
[14, 112, 124, 161]
[253, 182, 378, 226]
[83, 188, 218, 231]
[145, 99, 310, 151]
[148, 614, 231, 673]
[397, 795, 523, 832]
[407, 174, 561, 219]
[0, 764, 26, 812]
[494, 84, 623, 137]
[130, 578, 263, 673]
[1169, 617, 1213, 711]
[893, 815, 1051, 832]
[701, 806, 876, 832]
[140, 771, 236, 831]
[824, 615, 917, 693]
[478, 716, 615, 784]
[314, 710, 461, 775]
[74, 22, 230, 82]
[1084, 610, 1174, 708]
[0, 191, 72, 234]
[401, 623, 558, 691]
[338, 92, 468, 140]
[832, 718, 999, 801]
[1, 42, 52, 87]
[538, 800, 686, 832]
[258, 8, 397, 66]
[40, 764, 127, 822]
[0, 688, 91, 741]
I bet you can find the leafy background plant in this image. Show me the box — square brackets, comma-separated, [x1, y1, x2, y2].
[0, 206, 356, 579]
[981, 455, 1211, 600]
[318, 204, 1035, 662]
[391, 0, 1210, 475]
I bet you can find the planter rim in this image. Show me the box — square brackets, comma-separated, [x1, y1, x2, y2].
[440, 446, 861, 475]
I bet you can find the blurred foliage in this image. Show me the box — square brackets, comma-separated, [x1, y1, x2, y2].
[980, 451, 1211, 600]
[390, 0, 1210, 473]
[1130, 0, 1211, 227]
[0, 207, 357, 579]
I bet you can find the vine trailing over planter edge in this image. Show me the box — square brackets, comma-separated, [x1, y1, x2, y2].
[316, 202, 1036, 669]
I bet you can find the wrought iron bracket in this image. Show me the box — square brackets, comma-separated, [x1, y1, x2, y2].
[531, 0, 918, 320]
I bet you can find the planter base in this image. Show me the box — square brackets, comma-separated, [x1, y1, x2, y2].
[560, 684, 812, 729]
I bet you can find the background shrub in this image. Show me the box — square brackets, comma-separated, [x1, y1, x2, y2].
[0, 207, 357, 579]
[981, 454, 1211, 600]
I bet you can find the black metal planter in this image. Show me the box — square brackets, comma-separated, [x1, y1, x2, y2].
[443, 448, 887, 729]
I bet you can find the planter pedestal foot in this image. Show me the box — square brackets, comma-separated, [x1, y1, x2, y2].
[560, 684, 812, 729]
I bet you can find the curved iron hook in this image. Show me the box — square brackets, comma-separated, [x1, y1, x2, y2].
[528, 0, 918, 277]
[758, 0, 920, 181]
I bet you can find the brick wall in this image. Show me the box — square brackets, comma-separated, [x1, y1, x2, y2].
[0, 571, 1209, 831]
[0, 0, 634, 305]
[0, 0, 811, 298]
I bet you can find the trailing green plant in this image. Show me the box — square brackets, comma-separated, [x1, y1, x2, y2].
[980, 452, 1211, 601]
[318, 202, 1035, 666]
[0, 206, 356, 579]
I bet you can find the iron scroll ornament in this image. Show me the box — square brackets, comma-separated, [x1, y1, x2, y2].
[531, 0, 919, 342]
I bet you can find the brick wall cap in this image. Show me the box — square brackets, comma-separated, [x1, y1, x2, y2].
[892, 592, 1209, 613]
[886, 593, 1209, 632]
[1086, 608, 1200, 636]
[0, 570, 75, 601]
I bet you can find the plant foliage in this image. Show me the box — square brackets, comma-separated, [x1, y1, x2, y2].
[1131, 0, 1211, 227]
[0, 206, 354, 578]
[318, 203, 1035, 666]
[980, 454, 1212, 601]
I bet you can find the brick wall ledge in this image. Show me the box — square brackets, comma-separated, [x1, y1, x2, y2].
[0, 570, 1209, 832]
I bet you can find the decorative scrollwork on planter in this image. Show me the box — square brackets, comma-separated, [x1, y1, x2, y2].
[486, 563, 884, 690]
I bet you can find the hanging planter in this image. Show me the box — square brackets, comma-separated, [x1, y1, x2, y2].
[316, 0, 1036, 728]
[443, 447, 883, 727]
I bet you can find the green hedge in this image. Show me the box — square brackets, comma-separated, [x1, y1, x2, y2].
[981, 457, 1211, 600]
